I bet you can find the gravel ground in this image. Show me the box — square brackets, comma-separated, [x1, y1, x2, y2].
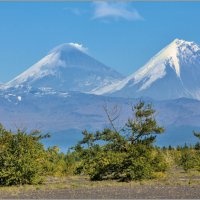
[1, 185, 200, 199]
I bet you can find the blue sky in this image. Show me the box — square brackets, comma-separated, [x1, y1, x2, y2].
[0, 2, 200, 82]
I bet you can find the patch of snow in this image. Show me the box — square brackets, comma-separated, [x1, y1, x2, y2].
[4, 52, 64, 89]
[59, 92, 70, 98]
[17, 96, 22, 101]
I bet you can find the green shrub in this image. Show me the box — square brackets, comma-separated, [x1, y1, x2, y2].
[0, 125, 47, 185]
[74, 101, 167, 181]
[178, 132, 200, 172]
[44, 147, 78, 176]
[179, 149, 196, 172]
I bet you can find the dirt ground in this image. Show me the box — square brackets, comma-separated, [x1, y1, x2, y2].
[1, 169, 200, 199]
[1, 185, 200, 199]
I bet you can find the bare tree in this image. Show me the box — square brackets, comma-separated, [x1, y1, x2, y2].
[103, 102, 123, 133]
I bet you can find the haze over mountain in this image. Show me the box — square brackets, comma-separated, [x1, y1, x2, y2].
[2, 43, 123, 93]
[94, 39, 200, 100]
[0, 86, 199, 148]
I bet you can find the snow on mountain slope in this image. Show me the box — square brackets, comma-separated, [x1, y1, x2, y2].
[2, 43, 123, 93]
[94, 39, 200, 100]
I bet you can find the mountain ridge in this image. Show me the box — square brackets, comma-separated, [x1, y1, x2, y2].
[93, 38, 200, 100]
[0, 39, 200, 147]
[2, 42, 123, 93]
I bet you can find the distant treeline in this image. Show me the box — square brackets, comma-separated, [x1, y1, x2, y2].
[0, 101, 200, 186]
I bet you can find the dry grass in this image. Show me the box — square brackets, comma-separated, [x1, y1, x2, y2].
[0, 168, 200, 195]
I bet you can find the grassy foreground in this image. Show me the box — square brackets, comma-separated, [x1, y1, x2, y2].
[1, 102, 200, 198]
[0, 168, 200, 198]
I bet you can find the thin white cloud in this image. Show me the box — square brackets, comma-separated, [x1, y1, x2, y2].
[64, 7, 87, 16]
[69, 43, 88, 53]
[92, 2, 143, 21]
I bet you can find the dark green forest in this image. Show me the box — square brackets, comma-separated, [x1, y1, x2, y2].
[0, 101, 200, 186]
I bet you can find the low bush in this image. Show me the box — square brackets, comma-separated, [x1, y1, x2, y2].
[0, 125, 47, 185]
[74, 101, 168, 181]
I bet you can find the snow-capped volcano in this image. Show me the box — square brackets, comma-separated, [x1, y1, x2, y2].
[3, 43, 123, 93]
[94, 39, 200, 100]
